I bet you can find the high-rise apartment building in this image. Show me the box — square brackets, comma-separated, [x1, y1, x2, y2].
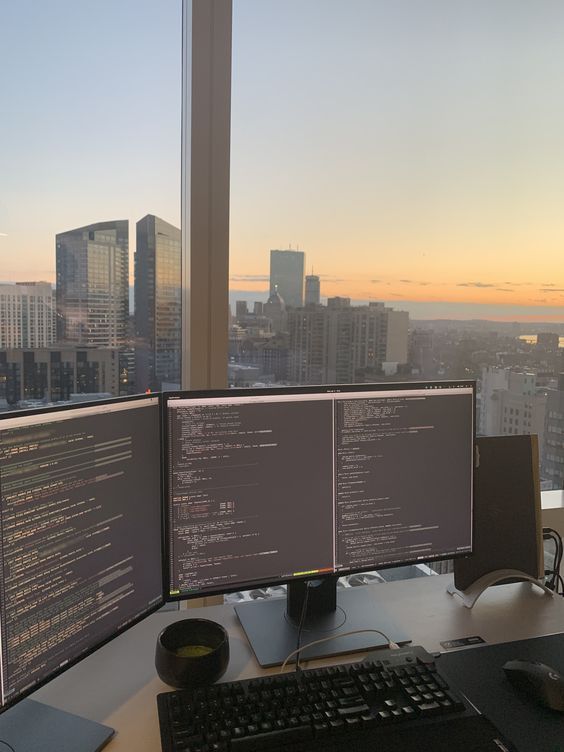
[0, 282, 55, 348]
[56, 221, 129, 347]
[478, 366, 546, 446]
[305, 274, 320, 305]
[287, 300, 408, 384]
[134, 215, 181, 391]
[269, 249, 305, 308]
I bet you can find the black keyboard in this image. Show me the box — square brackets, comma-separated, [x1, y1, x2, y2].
[157, 646, 485, 752]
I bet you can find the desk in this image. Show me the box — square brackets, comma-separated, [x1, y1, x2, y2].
[30, 575, 564, 751]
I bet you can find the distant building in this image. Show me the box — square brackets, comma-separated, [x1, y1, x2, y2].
[134, 215, 181, 391]
[542, 374, 564, 489]
[0, 347, 122, 406]
[409, 328, 435, 378]
[263, 286, 287, 334]
[478, 366, 546, 448]
[56, 220, 129, 347]
[305, 274, 320, 306]
[269, 249, 304, 308]
[0, 282, 55, 348]
[287, 300, 409, 384]
[235, 300, 249, 320]
[537, 332, 560, 350]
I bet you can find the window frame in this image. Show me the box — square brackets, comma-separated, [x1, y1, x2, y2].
[182, 0, 232, 390]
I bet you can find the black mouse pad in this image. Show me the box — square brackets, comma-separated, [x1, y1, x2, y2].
[437, 633, 564, 752]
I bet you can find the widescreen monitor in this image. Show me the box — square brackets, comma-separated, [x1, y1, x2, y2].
[164, 381, 475, 665]
[0, 394, 163, 750]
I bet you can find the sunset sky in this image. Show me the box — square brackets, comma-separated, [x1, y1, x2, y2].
[2, 1, 564, 321]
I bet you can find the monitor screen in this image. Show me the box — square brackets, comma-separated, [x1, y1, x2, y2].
[0, 395, 163, 714]
[165, 381, 474, 600]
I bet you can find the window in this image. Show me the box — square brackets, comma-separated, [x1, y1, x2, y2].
[229, 0, 564, 489]
[1, 0, 182, 408]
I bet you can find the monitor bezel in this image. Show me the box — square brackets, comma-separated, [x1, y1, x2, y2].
[162, 379, 476, 603]
[0, 392, 166, 716]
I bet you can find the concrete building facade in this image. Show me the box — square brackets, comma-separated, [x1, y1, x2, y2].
[0, 282, 55, 348]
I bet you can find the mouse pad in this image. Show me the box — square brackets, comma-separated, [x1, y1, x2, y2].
[437, 633, 564, 752]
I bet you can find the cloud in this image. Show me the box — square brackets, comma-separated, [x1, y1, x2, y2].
[456, 282, 495, 288]
[542, 283, 555, 287]
[0, 233, 8, 237]
[533, 299, 547, 303]
[319, 275, 345, 282]
[539, 287, 564, 292]
[230, 274, 269, 282]
[370, 279, 381, 283]
[495, 288, 513, 292]
[399, 279, 431, 286]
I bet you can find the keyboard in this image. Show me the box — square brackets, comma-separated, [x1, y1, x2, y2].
[156, 646, 516, 752]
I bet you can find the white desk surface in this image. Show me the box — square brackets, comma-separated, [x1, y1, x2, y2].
[31, 574, 564, 751]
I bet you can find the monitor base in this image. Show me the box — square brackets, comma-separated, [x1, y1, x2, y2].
[235, 585, 410, 668]
[0, 699, 114, 752]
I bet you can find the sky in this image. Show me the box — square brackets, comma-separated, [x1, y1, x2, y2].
[0, 0, 181, 278]
[230, 0, 564, 320]
[2, 1, 564, 321]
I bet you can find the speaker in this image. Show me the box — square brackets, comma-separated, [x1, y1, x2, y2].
[453, 434, 543, 593]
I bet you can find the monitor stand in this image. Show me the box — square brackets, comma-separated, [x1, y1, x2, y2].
[0, 698, 114, 752]
[235, 575, 410, 668]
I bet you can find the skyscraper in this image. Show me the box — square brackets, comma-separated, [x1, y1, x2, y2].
[269, 249, 305, 308]
[305, 274, 321, 305]
[56, 220, 129, 347]
[134, 214, 181, 391]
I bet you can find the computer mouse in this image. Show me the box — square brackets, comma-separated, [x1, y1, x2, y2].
[503, 659, 564, 712]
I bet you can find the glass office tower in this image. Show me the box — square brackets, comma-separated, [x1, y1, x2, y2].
[134, 214, 181, 392]
[56, 221, 129, 348]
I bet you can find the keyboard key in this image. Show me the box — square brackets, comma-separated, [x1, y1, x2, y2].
[230, 725, 313, 751]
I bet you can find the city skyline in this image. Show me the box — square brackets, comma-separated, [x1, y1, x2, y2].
[3, 1, 564, 321]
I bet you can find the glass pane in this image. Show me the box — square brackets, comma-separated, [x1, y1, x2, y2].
[230, 0, 564, 490]
[0, 0, 181, 408]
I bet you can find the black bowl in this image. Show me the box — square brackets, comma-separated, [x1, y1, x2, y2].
[155, 618, 230, 688]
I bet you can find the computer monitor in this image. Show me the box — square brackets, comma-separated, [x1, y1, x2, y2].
[164, 381, 475, 666]
[0, 394, 163, 752]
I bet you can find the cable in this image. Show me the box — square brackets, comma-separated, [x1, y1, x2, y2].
[0, 740, 16, 752]
[543, 527, 563, 595]
[280, 628, 400, 674]
[294, 581, 313, 672]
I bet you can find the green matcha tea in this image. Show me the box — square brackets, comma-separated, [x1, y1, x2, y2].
[175, 644, 214, 658]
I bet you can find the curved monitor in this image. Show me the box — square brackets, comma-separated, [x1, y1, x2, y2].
[164, 381, 475, 602]
[0, 394, 164, 718]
